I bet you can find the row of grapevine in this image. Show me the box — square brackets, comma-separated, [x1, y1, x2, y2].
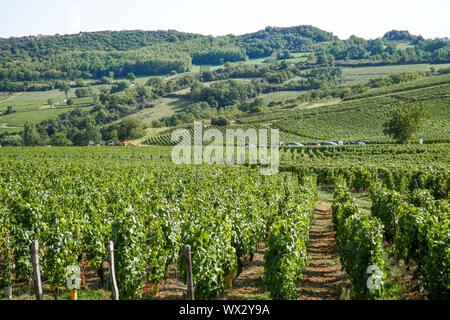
[274, 96, 449, 143]
[237, 95, 399, 125]
[393, 85, 450, 102]
[370, 183, 449, 299]
[144, 123, 286, 147]
[283, 164, 449, 199]
[0, 150, 316, 299]
[281, 143, 450, 158]
[332, 178, 386, 299]
[264, 176, 317, 299]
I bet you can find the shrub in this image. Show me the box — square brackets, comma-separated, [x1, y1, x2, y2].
[211, 116, 229, 126]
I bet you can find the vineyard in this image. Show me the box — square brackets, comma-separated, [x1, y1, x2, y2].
[275, 98, 449, 143]
[0, 147, 317, 300]
[0, 64, 449, 301]
[0, 145, 448, 300]
[214, 84, 450, 145]
[272, 86, 449, 143]
[280, 144, 450, 199]
[144, 124, 305, 146]
[345, 74, 450, 100]
[0, 1, 449, 308]
[144, 87, 450, 147]
[331, 178, 449, 299]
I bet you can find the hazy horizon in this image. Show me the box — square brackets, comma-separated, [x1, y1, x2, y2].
[0, 0, 449, 40]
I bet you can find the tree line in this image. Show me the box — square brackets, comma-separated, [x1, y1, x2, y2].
[0, 26, 448, 92]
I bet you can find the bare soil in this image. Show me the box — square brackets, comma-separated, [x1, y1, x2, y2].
[151, 243, 268, 300]
[297, 204, 350, 300]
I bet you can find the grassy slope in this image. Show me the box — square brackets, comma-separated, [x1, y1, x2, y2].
[0, 106, 93, 127]
[0, 84, 109, 112]
[0, 83, 109, 127]
[120, 97, 191, 126]
[257, 91, 301, 104]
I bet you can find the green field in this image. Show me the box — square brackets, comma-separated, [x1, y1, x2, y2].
[0, 86, 104, 127]
[342, 63, 450, 85]
[0, 93, 13, 102]
[187, 53, 309, 74]
[393, 41, 415, 50]
[134, 76, 159, 85]
[120, 97, 191, 126]
[1, 90, 72, 112]
[0, 89, 72, 111]
[0, 106, 93, 127]
[0, 84, 110, 113]
[254, 91, 301, 104]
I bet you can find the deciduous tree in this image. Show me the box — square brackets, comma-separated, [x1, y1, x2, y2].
[383, 104, 428, 143]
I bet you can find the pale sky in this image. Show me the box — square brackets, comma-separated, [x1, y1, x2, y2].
[0, 0, 449, 40]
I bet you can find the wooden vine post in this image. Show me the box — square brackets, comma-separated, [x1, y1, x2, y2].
[184, 245, 194, 300]
[3, 229, 12, 299]
[70, 289, 78, 300]
[31, 240, 43, 300]
[107, 241, 119, 300]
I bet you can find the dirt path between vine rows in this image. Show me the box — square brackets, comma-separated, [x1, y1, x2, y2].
[297, 203, 350, 300]
[155, 205, 350, 300]
[154, 243, 269, 300]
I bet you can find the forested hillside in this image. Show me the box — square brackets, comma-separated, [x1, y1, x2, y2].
[0, 25, 449, 147]
[0, 25, 448, 89]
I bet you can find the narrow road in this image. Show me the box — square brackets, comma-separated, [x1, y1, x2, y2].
[298, 203, 349, 300]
